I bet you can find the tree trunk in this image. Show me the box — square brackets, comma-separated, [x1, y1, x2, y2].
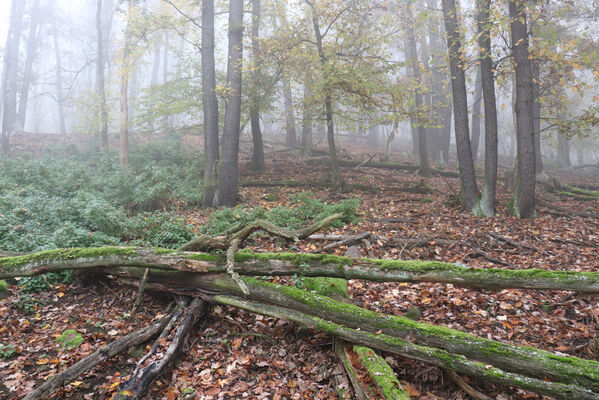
[509, 0, 536, 218]
[51, 4, 66, 134]
[310, 5, 341, 189]
[532, 60, 544, 177]
[300, 73, 313, 156]
[470, 68, 483, 164]
[557, 114, 571, 168]
[17, 0, 42, 131]
[426, 0, 444, 164]
[119, 3, 133, 172]
[1, 0, 26, 156]
[162, 31, 170, 131]
[473, 0, 498, 217]
[218, 0, 244, 206]
[404, 3, 431, 177]
[96, 0, 109, 152]
[202, 0, 219, 207]
[249, 0, 265, 171]
[442, 0, 479, 211]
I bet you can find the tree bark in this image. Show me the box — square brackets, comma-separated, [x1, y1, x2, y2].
[17, 0, 42, 131]
[557, 115, 571, 168]
[218, 0, 244, 206]
[473, 0, 498, 217]
[442, 0, 479, 210]
[509, 0, 536, 218]
[202, 0, 219, 207]
[51, 2, 66, 134]
[404, 3, 431, 177]
[96, 0, 109, 152]
[249, 0, 265, 171]
[1, 0, 26, 156]
[119, 2, 133, 172]
[309, 5, 341, 190]
[300, 73, 313, 156]
[470, 68, 483, 164]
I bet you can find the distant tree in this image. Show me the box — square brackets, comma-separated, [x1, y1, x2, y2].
[1, 0, 26, 156]
[470, 68, 483, 164]
[249, 0, 265, 171]
[202, 0, 219, 207]
[509, 0, 536, 218]
[96, 0, 109, 152]
[51, 0, 66, 134]
[18, 0, 43, 131]
[218, 0, 244, 206]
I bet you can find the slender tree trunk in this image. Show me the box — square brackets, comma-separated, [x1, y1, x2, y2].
[18, 0, 42, 131]
[51, 6, 66, 134]
[249, 0, 265, 171]
[310, 5, 341, 189]
[301, 73, 313, 156]
[283, 79, 297, 147]
[509, 0, 536, 218]
[96, 0, 109, 152]
[532, 60, 544, 177]
[404, 3, 431, 177]
[442, 0, 479, 210]
[427, 0, 444, 164]
[470, 68, 483, 164]
[119, 3, 133, 173]
[201, 0, 219, 207]
[218, 0, 244, 206]
[162, 31, 170, 131]
[474, 0, 498, 217]
[151, 36, 161, 86]
[1, 0, 26, 156]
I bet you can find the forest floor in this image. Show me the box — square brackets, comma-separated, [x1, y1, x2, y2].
[1, 133, 598, 400]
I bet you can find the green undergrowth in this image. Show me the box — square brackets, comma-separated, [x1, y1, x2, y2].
[0, 138, 196, 253]
[199, 192, 359, 235]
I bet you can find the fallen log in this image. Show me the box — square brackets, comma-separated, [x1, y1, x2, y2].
[114, 298, 208, 399]
[353, 345, 410, 400]
[3, 248, 599, 293]
[111, 271, 599, 393]
[334, 159, 460, 178]
[22, 316, 170, 400]
[11, 254, 599, 399]
[213, 294, 598, 400]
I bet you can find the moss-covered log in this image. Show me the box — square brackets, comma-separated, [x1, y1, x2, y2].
[212, 295, 598, 400]
[333, 159, 460, 177]
[3, 247, 599, 293]
[353, 345, 410, 400]
[112, 270, 599, 393]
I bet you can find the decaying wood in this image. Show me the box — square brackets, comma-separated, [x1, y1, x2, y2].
[114, 298, 208, 400]
[537, 197, 599, 220]
[336, 342, 370, 400]
[22, 316, 170, 400]
[130, 267, 150, 317]
[315, 232, 372, 253]
[444, 369, 492, 400]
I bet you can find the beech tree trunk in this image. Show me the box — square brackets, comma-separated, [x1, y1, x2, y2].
[557, 113, 571, 168]
[51, 3, 66, 134]
[470, 69, 483, 164]
[201, 0, 219, 207]
[301, 73, 313, 156]
[442, 0, 479, 210]
[18, 0, 42, 131]
[509, 0, 536, 218]
[96, 0, 109, 152]
[218, 0, 244, 206]
[310, 5, 341, 189]
[1, 0, 26, 156]
[119, 2, 133, 172]
[249, 0, 265, 171]
[404, 3, 431, 177]
[473, 0, 498, 217]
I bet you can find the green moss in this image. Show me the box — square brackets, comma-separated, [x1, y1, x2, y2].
[0, 280, 8, 292]
[420, 197, 434, 203]
[233, 250, 355, 267]
[354, 345, 410, 399]
[304, 277, 348, 299]
[0, 247, 138, 271]
[153, 247, 177, 255]
[56, 329, 84, 350]
[188, 253, 224, 262]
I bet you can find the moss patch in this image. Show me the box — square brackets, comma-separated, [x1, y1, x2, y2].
[354, 345, 410, 400]
[56, 329, 84, 350]
[304, 277, 348, 299]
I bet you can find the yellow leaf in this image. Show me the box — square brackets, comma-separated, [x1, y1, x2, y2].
[71, 381, 84, 387]
[57, 292, 65, 298]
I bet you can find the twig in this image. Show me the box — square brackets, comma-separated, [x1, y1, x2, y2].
[315, 232, 372, 253]
[444, 369, 493, 400]
[130, 268, 150, 318]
